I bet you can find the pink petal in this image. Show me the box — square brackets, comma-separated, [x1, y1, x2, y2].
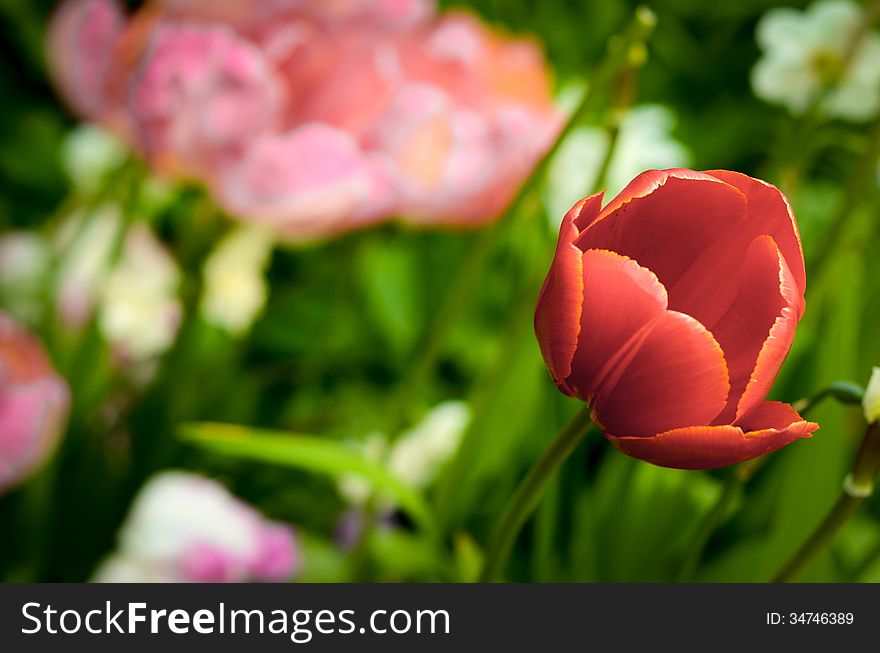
[607, 402, 816, 469]
[47, 0, 125, 120]
[0, 314, 70, 493]
[128, 23, 283, 176]
[216, 124, 393, 240]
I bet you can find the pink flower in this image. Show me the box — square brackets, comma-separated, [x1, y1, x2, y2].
[366, 84, 497, 224]
[367, 12, 562, 224]
[47, 0, 126, 121]
[96, 471, 302, 583]
[128, 23, 284, 179]
[47, 0, 560, 236]
[216, 124, 393, 240]
[0, 313, 70, 493]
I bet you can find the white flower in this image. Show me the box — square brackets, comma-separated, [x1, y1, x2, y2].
[61, 124, 128, 195]
[54, 208, 182, 363]
[864, 367, 880, 424]
[92, 554, 176, 583]
[388, 401, 470, 488]
[544, 104, 690, 223]
[55, 204, 123, 327]
[94, 471, 301, 583]
[99, 223, 182, 362]
[200, 226, 273, 336]
[751, 0, 880, 121]
[337, 401, 471, 506]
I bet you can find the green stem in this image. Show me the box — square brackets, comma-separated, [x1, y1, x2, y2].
[773, 492, 864, 583]
[386, 225, 497, 433]
[675, 384, 855, 581]
[773, 422, 880, 582]
[676, 469, 741, 582]
[386, 6, 657, 434]
[479, 405, 593, 582]
[592, 122, 622, 195]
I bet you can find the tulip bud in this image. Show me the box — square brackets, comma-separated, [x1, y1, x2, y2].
[536, 168, 818, 469]
[0, 313, 70, 493]
[863, 367, 880, 425]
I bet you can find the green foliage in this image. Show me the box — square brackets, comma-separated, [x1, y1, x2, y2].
[1, 0, 879, 583]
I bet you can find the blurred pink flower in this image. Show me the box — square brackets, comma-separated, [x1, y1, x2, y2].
[48, 0, 560, 237]
[0, 313, 70, 494]
[128, 22, 285, 179]
[47, 0, 125, 121]
[94, 470, 302, 583]
[216, 124, 394, 240]
[366, 84, 497, 224]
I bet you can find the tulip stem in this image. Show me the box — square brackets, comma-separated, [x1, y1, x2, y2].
[479, 405, 593, 582]
[385, 6, 657, 435]
[774, 422, 880, 582]
[676, 384, 859, 581]
[386, 225, 498, 434]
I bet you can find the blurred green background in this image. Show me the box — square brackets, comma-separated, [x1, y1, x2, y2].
[0, 0, 878, 583]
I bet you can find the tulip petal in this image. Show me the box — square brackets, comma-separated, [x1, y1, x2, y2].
[535, 194, 602, 393]
[590, 310, 729, 437]
[593, 168, 720, 221]
[47, 0, 125, 120]
[736, 400, 817, 434]
[577, 170, 748, 306]
[0, 378, 69, 492]
[734, 241, 802, 422]
[705, 171, 806, 297]
[607, 401, 817, 469]
[216, 125, 393, 240]
[709, 236, 793, 424]
[565, 248, 668, 399]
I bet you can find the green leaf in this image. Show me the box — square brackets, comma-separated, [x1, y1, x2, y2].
[179, 422, 435, 535]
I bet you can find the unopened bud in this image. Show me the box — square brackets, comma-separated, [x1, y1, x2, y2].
[863, 367, 880, 424]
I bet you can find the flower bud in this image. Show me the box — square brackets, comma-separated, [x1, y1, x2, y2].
[536, 168, 818, 469]
[863, 367, 880, 425]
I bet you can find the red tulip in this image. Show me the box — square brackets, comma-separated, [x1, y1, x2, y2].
[535, 169, 818, 470]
